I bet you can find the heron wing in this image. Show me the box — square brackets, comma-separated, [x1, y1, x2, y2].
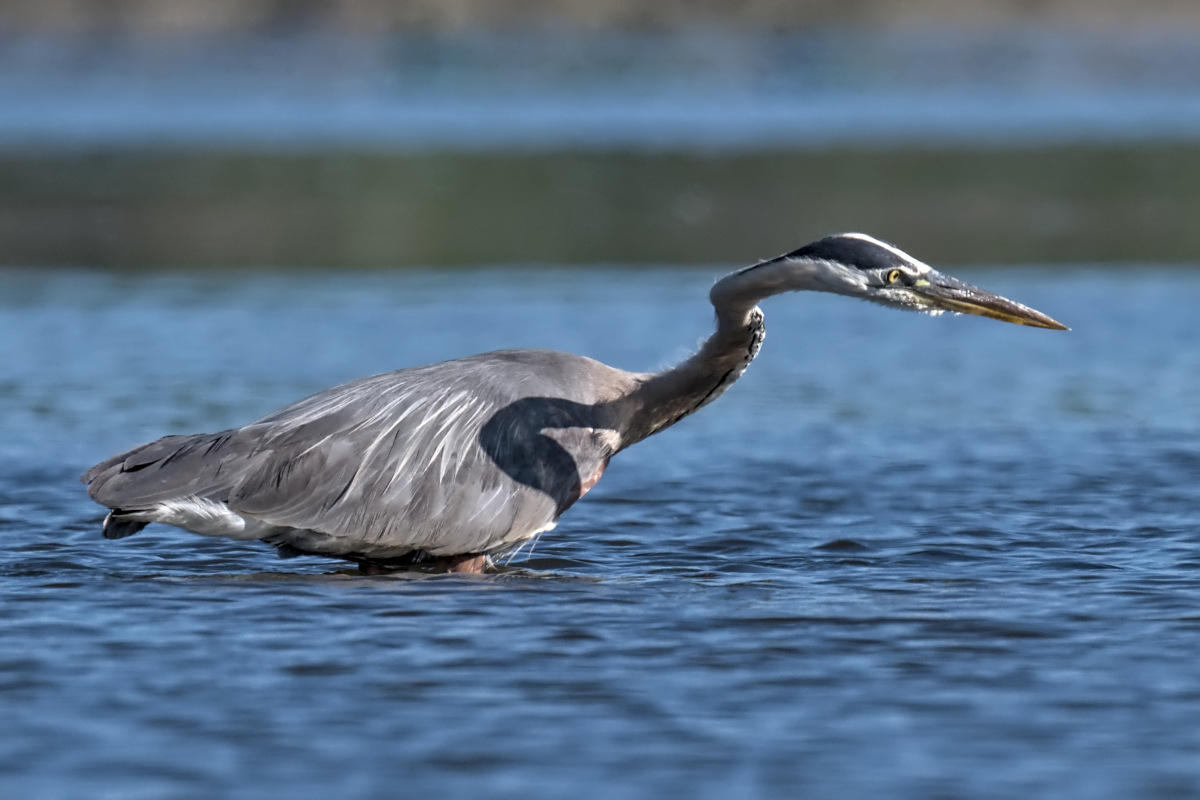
[84, 350, 627, 557]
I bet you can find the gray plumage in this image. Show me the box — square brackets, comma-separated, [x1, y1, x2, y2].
[83, 234, 1065, 571]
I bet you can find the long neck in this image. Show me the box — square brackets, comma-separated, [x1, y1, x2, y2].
[619, 257, 820, 448]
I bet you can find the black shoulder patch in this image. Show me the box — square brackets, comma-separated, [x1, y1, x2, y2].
[784, 235, 909, 272]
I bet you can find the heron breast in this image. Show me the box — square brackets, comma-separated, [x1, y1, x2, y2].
[579, 460, 607, 497]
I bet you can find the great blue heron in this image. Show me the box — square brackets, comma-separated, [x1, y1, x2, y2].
[83, 234, 1065, 573]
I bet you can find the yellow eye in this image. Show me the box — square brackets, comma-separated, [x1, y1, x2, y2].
[886, 269, 903, 284]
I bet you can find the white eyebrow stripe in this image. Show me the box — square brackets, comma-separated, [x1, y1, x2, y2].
[840, 232, 933, 274]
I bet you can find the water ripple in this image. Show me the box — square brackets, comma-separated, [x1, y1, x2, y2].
[2, 267, 1200, 797]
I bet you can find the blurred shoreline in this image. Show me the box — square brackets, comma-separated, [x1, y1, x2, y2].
[2, 22, 1199, 268]
[4, 0, 1200, 33]
[6, 145, 1198, 268]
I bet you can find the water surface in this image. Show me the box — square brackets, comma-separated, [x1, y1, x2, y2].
[2, 265, 1199, 797]
[5, 31, 1200, 149]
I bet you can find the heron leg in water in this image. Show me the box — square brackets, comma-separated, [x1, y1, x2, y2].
[442, 553, 490, 574]
[356, 552, 491, 575]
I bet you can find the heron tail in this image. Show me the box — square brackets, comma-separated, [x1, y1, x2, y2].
[101, 511, 149, 540]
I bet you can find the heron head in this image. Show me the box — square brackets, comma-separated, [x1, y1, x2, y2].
[785, 233, 1068, 330]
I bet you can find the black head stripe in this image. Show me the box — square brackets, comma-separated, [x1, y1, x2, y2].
[784, 235, 910, 272]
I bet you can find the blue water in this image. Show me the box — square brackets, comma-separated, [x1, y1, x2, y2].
[5, 31, 1200, 149]
[2, 264, 1200, 797]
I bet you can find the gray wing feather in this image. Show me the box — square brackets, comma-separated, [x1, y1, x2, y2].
[83, 429, 265, 507]
[84, 350, 629, 557]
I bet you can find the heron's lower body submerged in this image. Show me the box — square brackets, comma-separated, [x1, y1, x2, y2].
[354, 552, 492, 575]
[276, 544, 496, 574]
